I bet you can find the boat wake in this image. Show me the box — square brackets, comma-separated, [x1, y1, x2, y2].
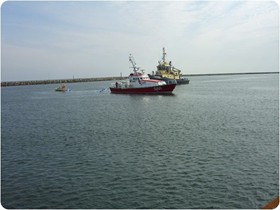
[99, 87, 109, 93]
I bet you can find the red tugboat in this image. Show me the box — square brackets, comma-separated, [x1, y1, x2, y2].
[110, 54, 176, 94]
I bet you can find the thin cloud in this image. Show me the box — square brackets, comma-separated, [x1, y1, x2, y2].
[1, 1, 278, 81]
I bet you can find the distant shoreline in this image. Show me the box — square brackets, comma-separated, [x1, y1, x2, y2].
[1, 72, 278, 87]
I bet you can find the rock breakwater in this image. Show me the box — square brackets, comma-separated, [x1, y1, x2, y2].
[1, 77, 126, 87]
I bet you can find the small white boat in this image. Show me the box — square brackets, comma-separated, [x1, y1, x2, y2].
[55, 84, 69, 92]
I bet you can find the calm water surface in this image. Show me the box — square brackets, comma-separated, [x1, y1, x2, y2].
[1, 74, 279, 209]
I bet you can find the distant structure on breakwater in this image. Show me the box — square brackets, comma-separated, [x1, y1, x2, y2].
[1, 72, 278, 87]
[1, 76, 127, 87]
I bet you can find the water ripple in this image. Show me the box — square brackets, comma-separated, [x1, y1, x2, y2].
[1, 75, 279, 209]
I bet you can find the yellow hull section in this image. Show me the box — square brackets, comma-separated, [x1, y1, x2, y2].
[157, 70, 181, 80]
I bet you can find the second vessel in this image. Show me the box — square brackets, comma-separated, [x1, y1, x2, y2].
[149, 48, 190, 85]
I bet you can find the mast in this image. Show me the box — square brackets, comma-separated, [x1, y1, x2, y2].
[129, 54, 139, 74]
[162, 47, 166, 62]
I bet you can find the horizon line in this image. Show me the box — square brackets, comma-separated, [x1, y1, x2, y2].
[1, 71, 279, 86]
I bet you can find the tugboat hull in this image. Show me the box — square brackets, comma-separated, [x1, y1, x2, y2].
[110, 84, 176, 94]
[148, 75, 177, 85]
[176, 78, 189, 84]
[149, 74, 189, 85]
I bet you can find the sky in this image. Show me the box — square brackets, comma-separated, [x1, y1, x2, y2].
[1, 1, 279, 81]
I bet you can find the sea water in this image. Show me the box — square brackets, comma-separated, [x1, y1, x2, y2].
[1, 74, 279, 208]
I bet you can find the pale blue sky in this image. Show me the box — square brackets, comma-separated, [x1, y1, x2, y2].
[1, 1, 279, 81]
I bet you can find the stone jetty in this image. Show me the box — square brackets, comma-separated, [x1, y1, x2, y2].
[1, 76, 127, 87]
[2, 72, 278, 87]
[183, 71, 278, 77]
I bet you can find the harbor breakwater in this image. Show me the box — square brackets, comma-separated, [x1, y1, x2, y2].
[184, 71, 279, 76]
[1, 76, 127, 87]
[1, 72, 278, 87]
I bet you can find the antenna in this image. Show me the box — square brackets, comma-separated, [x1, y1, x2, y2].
[129, 54, 139, 74]
[162, 47, 166, 62]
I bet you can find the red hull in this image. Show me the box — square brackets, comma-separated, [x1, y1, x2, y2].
[110, 84, 176, 94]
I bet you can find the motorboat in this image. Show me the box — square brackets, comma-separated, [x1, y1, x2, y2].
[55, 84, 69, 92]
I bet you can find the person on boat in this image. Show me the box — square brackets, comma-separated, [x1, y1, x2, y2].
[115, 82, 118, 88]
